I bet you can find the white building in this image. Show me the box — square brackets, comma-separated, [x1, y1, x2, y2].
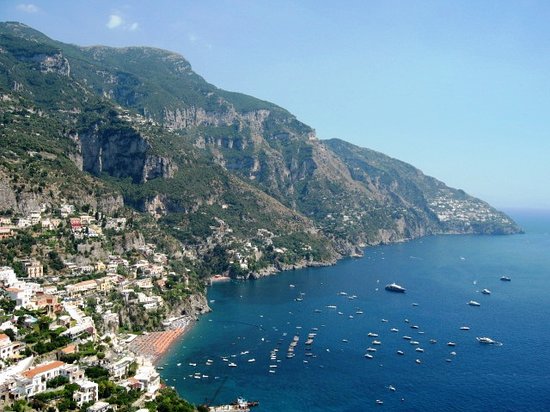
[108, 356, 134, 379]
[15, 360, 66, 397]
[14, 360, 85, 398]
[87, 401, 112, 412]
[0, 267, 17, 287]
[0, 333, 24, 361]
[73, 379, 98, 406]
[134, 361, 160, 398]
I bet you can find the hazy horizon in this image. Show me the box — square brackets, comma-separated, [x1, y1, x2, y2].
[2, 0, 549, 209]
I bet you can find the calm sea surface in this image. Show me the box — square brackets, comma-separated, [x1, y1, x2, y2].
[160, 210, 550, 411]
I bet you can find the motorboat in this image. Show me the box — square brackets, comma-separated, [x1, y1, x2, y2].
[468, 300, 481, 306]
[385, 283, 406, 293]
[500, 276, 512, 281]
[396, 350, 404, 355]
[481, 288, 491, 295]
[477, 336, 497, 344]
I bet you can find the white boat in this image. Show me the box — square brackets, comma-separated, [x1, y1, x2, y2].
[368, 332, 379, 337]
[397, 350, 404, 355]
[415, 359, 422, 364]
[403, 336, 412, 340]
[500, 276, 512, 282]
[248, 358, 256, 363]
[228, 362, 237, 367]
[385, 283, 406, 293]
[447, 342, 456, 347]
[390, 328, 399, 332]
[415, 347, 424, 353]
[189, 363, 197, 367]
[468, 300, 481, 306]
[326, 305, 337, 309]
[366, 347, 377, 352]
[376, 399, 384, 405]
[460, 326, 470, 331]
[429, 339, 437, 344]
[481, 288, 491, 295]
[372, 340, 382, 345]
[365, 353, 374, 359]
[388, 385, 396, 391]
[477, 336, 497, 344]
[410, 341, 419, 345]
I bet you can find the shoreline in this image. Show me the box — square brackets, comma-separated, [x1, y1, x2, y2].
[127, 321, 194, 365]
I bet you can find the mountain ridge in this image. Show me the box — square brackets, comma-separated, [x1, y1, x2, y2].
[0, 21, 522, 279]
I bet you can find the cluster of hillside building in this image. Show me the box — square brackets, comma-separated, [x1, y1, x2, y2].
[0, 205, 193, 411]
[428, 193, 513, 225]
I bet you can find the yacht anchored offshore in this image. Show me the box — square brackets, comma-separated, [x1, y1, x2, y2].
[385, 283, 406, 293]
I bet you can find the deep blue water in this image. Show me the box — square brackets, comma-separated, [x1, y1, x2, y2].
[160, 210, 550, 411]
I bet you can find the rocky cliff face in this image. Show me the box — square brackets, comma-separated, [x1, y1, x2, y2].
[77, 127, 177, 183]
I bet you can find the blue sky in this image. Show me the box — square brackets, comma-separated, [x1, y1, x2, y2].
[1, 1, 549, 209]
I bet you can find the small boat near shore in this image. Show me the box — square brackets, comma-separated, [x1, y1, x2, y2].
[481, 288, 491, 295]
[500, 276, 512, 281]
[468, 300, 481, 306]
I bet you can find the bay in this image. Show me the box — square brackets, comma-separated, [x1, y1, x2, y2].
[160, 210, 550, 411]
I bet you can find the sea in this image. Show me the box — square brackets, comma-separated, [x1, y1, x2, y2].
[159, 210, 550, 411]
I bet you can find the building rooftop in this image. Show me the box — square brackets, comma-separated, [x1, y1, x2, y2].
[22, 360, 65, 379]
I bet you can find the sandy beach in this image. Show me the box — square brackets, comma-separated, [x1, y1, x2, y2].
[127, 326, 190, 363]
